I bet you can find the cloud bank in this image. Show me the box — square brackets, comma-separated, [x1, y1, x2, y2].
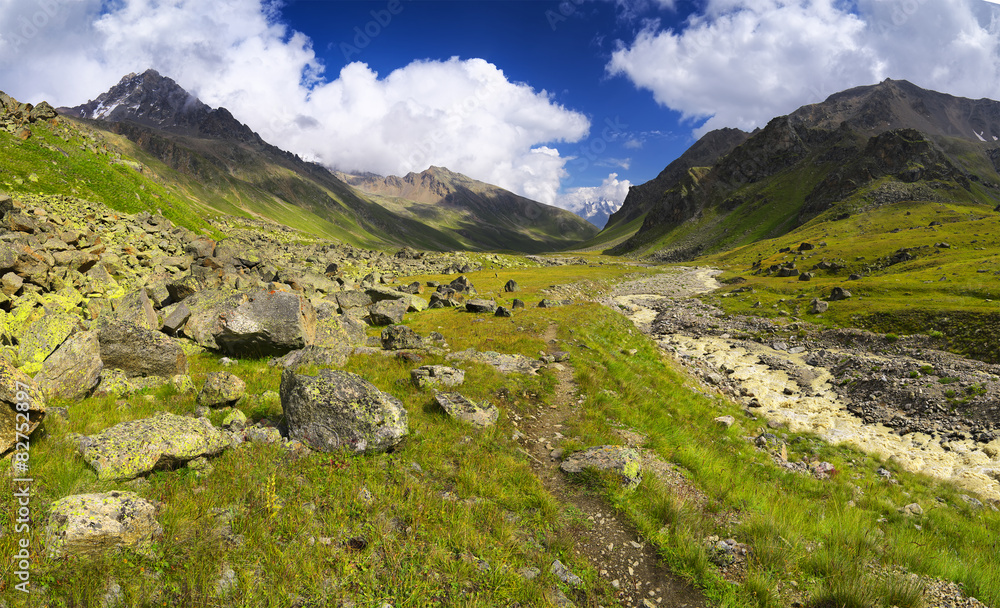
[556, 172, 631, 213]
[609, 0, 1000, 135]
[0, 0, 589, 205]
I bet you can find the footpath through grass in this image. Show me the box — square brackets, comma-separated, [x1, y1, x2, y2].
[1, 261, 997, 607]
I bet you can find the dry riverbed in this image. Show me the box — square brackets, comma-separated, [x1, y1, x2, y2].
[605, 268, 1000, 504]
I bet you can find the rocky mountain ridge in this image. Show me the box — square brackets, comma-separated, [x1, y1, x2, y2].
[608, 79, 1000, 259]
[56, 71, 595, 253]
[573, 198, 620, 229]
[62, 69, 264, 145]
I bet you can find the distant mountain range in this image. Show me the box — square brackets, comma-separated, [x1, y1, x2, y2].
[574, 199, 620, 229]
[603, 78, 1000, 259]
[42, 71, 1000, 260]
[58, 69, 597, 253]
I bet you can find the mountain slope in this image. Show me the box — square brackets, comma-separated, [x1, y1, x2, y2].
[603, 127, 750, 232]
[607, 79, 1000, 259]
[340, 166, 598, 252]
[59, 70, 594, 253]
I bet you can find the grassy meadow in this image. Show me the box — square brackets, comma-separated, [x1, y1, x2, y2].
[1, 261, 998, 607]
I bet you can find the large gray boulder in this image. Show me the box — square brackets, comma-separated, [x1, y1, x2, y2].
[110, 289, 158, 330]
[280, 369, 408, 454]
[173, 289, 245, 349]
[366, 286, 428, 312]
[434, 392, 498, 428]
[46, 491, 162, 558]
[465, 299, 498, 314]
[214, 289, 316, 356]
[367, 299, 408, 326]
[314, 302, 366, 349]
[335, 290, 372, 315]
[560, 446, 642, 489]
[33, 330, 102, 400]
[269, 345, 349, 370]
[98, 322, 188, 378]
[81, 412, 229, 481]
[16, 307, 79, 376]
[0, 355, 45, 454]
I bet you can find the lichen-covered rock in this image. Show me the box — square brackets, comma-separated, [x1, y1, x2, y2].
[447, 348, 543, 375]
[411, 365, 465, 389]
[314, 302, 366, 348]
[46, 491, 162, 558]
[367, 299, 407, 326]
[93, 368, 129, 397]
[280, 368, 408, 453]
[366, 286, 428, 312]
[381, 325, 423, 350]
[465, 299, 497, 314]
[434, 392, 498, 428]
[560, 446, 642, 489]
[173, 288, 245, 348]
[269, 345, 349, 369]
[214, 289, 316, 356]
[82, 412, 229, 481]
[197, 372, 246, 407]
[161, 301, 192, 335]
[809, 298, 829, 314]
[335, 290, 373, 314]
[98, 322, 188, 378]
[185, 237, 216, 259]
[33, 330, 102, 400]
[17, 308, 79, 375]
[109, 289, 158, 330]
[0, 354, 45, 454]
[222, 408, 247, 431]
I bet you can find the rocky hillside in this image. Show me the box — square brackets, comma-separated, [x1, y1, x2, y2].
[341, 166, 599, 252]
[604, 126, 749, 232]
[59, 71, 594, 254]
[607, 80, 1000, 259]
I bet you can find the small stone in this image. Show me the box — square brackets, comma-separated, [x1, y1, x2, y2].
[713, 415, 735, 428]
[520, 566, 541, 581]
[550, 559, 582, 587]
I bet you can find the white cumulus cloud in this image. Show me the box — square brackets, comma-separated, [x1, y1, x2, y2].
[556, 172, 632, 212]
[609, 0, 1000, 135]
[0, 0, 590, 205]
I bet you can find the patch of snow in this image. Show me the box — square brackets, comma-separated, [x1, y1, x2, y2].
[975, 130, 987, 142]
[94, 100, 122, 120]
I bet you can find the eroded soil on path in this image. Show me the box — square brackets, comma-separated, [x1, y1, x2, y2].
[514, 324, 708, 608]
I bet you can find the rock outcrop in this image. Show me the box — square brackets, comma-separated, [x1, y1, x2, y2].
[33, 330, 103, 400]
[280, 369, 408, 453]
[97, 322, 188, 378]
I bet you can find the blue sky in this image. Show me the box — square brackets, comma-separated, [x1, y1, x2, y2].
[281, 0, 691, 191]
[2, 0, 1000, 215]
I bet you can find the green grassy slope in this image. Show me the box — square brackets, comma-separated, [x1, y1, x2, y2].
[701, 189, 1000, 362]
[4, 263, 997, 607]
